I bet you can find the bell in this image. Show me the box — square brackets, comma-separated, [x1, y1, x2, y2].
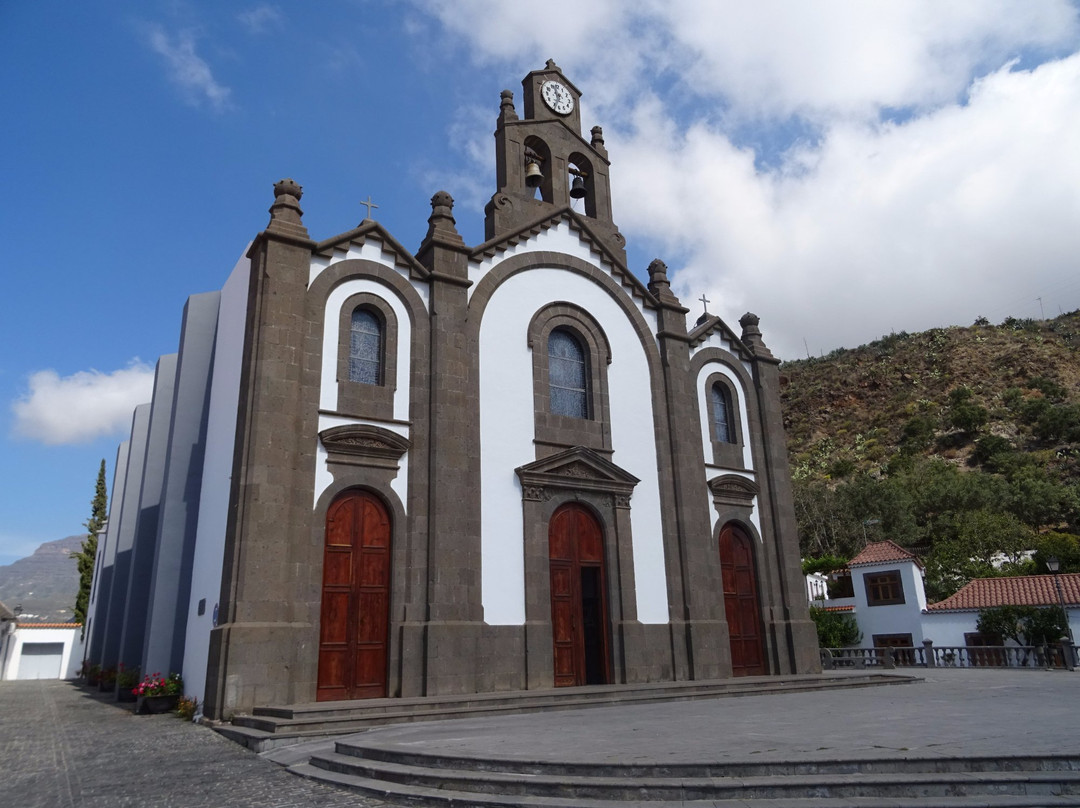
[570, 175, 587, 199]
[525, 160, 543, 188]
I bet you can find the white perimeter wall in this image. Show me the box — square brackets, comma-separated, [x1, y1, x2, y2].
[183, 252, 250, 708]
[922, 606, 1080, 648]
[477, 261, 668, 624]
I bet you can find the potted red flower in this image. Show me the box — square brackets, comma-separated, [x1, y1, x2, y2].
[133, 672, 183, 714]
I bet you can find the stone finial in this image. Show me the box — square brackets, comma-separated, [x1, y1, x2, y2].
[740, 312, 775, 359]
[647, 258, 683, 308]
[267, 178, 309, 238]
[431, 190, 454, 216]
[274, 178, 303, 201]
[499, 89, 518, 122]
[545, 58, 561, 72]
[647, 258, 670, 288]
[590, 125, 607, 158]
[422, 190, 465, 248]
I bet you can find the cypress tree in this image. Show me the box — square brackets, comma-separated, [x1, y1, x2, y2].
[72, 459, 107, 627]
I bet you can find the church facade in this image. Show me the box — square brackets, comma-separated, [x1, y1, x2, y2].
[84, 62, 818, 720]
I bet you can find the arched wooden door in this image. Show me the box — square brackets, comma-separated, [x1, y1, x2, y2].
[549, 504, 611, 687]
[317, 491, 391, 701]
[719, 523, 766, 676]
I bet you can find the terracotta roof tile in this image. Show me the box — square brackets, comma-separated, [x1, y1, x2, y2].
[18, 622, 82, 629]
[849, 540, 921, 568]
[810, 604, 854, 612]
[927, 573, 1080, 612]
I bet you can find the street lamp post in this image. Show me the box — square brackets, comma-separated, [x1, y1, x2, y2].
[1046, 556, 1075, 646]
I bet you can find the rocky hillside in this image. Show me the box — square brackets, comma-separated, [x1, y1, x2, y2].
[781, 312, 1080, 481]
[778, 311, 1080, 599]
[0, 535, 83, 622]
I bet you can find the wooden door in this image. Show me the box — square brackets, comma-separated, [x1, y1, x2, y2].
[719, 523, 766, 676]
[549, 504, 610, 687]
[317, 491, 391, 701]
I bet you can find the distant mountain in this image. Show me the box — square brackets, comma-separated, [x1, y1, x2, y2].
[0, 534, 83, 623]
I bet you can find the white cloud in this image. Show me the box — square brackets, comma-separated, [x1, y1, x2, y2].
[615, 54, 1080, 358]
[237, 5, 284, 34]
[11, 363, 155, 446]
[412, 1, 1080, 357]
[415, 0, 1079, 122]
[144, 24, 232, 111]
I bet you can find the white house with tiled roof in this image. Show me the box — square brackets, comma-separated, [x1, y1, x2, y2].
[923, 573, 1080, 647]
[847, 540, 929, 650]
[809, 541, 1080, 653]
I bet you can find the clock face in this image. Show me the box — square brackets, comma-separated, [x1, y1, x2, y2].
[541, 80, 574, 115]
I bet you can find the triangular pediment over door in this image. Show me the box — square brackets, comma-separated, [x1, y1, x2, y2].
[515, 445, 639, 504]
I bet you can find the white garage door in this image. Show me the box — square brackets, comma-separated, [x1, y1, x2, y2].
[17, 642, 64, 679]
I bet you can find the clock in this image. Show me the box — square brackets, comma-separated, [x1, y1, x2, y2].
[541, 80, 574, 115]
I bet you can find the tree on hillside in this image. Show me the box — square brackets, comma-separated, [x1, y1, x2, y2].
[72, 459, 107, 629]
[924, 509, 1034, 601]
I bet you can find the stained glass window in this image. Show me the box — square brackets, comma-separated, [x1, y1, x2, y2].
[349, 308, 382, 385]
[549, 329, 588, 418]
[711, 382, 733, 443]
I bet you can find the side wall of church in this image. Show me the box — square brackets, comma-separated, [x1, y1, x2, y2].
[142, 291, 220, 680]
[183, 255, 250, 706]
[84, 440, 129, 668]
[96, 404, 151, 673]
[117, 354, 178, 674]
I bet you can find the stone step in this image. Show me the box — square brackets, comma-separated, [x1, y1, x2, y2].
[290, 760, 1080, 807]
[225, 672, 912, 749]
[339, 743, 1080, 778]
[306, 749, 1080, 802]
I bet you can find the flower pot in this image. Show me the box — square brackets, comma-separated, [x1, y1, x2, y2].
[136, 694, 179, 715]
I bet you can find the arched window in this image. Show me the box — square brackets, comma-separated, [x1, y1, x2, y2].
[549, 329, 588, 418]
[711, 382, 734, 443]
[349, 308, 383, 385]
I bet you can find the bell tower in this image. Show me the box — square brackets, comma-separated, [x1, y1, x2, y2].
[485, 60, 625, 260]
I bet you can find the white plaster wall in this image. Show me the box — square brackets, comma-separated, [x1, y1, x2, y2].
[183, 252, 250, 708]
[477, 265, 668, 625]
[851, 561, 928, 647]
[921, 606, 1080, 648]
[1, 627, 84, 680]
[313, 278, 413, 508]
[314, 414, 411, 508]
[695, 360, 761, 537]
[696, 361, 755, 473]
[470, 223, 660, 337]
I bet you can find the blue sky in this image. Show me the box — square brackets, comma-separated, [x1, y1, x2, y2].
[3, 1, 1080, 565]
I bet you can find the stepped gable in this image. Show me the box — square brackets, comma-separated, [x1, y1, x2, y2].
[927, 572, 1080, 612]
[688, 313, 755, 361]
[849, 540, 922, 568]
[470, 206, 658, 310]
[313, 218, 430, 280]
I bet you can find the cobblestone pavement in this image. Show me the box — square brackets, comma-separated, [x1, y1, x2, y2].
[4, 670, 1079, 807]
[0, 680, 390, 808]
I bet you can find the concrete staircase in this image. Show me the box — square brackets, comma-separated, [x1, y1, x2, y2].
[290, 747, 1080, 806]
[215, 672, 912, 752]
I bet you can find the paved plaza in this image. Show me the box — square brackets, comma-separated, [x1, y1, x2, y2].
[2, 669, 1078, 806]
